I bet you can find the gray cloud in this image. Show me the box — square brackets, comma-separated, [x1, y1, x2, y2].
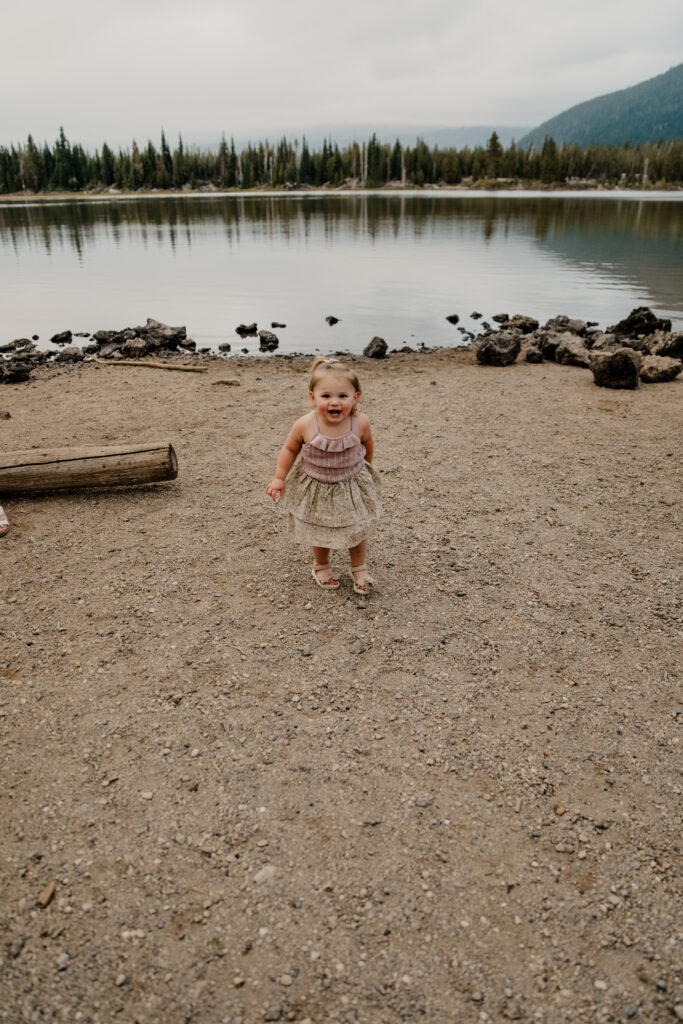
[3, 0, 681, 148]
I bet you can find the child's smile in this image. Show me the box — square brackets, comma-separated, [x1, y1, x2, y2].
[310, 372, 360, 430]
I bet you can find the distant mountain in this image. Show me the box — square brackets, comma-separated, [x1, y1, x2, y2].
[195, 124, 531, 152]
[518, 63, 683, 149]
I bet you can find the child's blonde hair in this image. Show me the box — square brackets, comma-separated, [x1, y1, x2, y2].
[309, 356, 362, 411]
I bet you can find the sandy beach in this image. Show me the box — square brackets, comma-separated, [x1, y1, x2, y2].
[1, 349, 681, 1023]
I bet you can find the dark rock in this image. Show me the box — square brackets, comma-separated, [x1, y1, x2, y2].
[179, 339, 196, 351]
[536, 332, 563, 360]
[121, 337, 150, 358]
[325, 315, 340, 325]
[51, 330, 73, 345]
[500, 314, 539, 334]
[399, 345, 415, 353]
[651, 330, 683, 360]
[1, 339, 32, 353]
[588, 348, 641, 389]
[555, 334, 590, 368]
[445, 314, 460, 325]
[218, 343, 232, 352]
[364, 336, 388, 359]
[55, 346, 85, 363]
[235, 323, 258, 336]
[83, 344, 98, 355]
[74, 331, 90, 337]
[258, 330, 279, 352]
[98, 343, 122, 359]
[607, 306, 671, 338]
[543, 315, 587, 336]
[492, 313, 509, 323]
[92, 330, 123, 346]
[1, 361, 32, 383]
[589, 332, 619, 352]
[481, 321, 491, 330]
[470, 311, 483, 320]
[640, 355, 682, 383]
[271, 322, 286, 329]
[476, 329, 521, 366]
[525, 345, 543, 363]
[32, 334, 39, 341]
[138, 318, 186, 348]
[0, 410, 10, 419]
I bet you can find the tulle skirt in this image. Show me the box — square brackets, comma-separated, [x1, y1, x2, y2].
[282, 459, 381, 549]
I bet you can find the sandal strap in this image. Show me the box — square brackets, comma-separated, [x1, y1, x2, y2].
[350, 564, 368, 574]
[313, 562, 331, 571]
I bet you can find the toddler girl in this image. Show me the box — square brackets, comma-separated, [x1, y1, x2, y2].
[266, 356, 380, 593]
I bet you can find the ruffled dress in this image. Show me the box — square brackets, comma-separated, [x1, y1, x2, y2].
[283, 413, 381, 549]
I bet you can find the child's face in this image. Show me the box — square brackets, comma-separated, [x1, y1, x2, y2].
[310, 372, 360, 426]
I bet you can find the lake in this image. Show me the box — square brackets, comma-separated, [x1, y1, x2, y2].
[1, 190, 681, 356]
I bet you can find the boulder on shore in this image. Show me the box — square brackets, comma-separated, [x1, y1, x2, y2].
[525, 345, 543, 363]
[364, 336, 388, 359]
[55, 346, 85, 363]
[499, 314, 538, 334]
[650, 330, 683, 360]
[588, 347, 641, 389]
[640, 355, 683, 383]
[476, 330, 521, 366]
[607, 307, 671, 339]
[555, 334, 590, 368]
[543, 315, 587, 336]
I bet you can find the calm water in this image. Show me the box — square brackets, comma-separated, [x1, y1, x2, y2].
[1, 191, 682, 355]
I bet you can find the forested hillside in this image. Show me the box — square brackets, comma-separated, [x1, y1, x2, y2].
[519, 64, 683, 149]
[1, 127, 681, 193]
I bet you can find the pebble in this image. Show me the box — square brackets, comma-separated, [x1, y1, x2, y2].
[673, 1005, 683, 1021]
[253, 864, 277, 885]
[140, 791, 154, 800]
[56, 952, 69, 971]
[115, 973, 128, 987]
[37, 882, 56, 908]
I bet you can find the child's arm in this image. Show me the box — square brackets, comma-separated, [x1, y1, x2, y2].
[357, 413, 374, 463]
[266, 419, 305, 501]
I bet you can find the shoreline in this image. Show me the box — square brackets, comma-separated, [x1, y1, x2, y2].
[2, 183, 683, 202]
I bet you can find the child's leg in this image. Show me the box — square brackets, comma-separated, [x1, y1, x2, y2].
[349, 540, 374, 591]
[312, 546, 339, 587]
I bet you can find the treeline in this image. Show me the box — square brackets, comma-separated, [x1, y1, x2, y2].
[1, 127, 682, 194]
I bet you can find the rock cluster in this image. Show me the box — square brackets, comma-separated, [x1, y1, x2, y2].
[473, 307, 682, 389]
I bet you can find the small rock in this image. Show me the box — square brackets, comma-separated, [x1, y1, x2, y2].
[0, 410, 11, 419]
[672, 1004, 683, 1021]
[115, 973, 128, 987]
[271, 322, 286, 329]
[212, 378, 241, 386]
[525, 345, 543, 363]
[37, 882, 56, 908]
[445, 314, 460, 325]
[56, 951, 70, 971]
[55, 346, 85, 363]
[235, 323, 257, 336]
[640, 355, 682, 383]
[140, 791, 154, 800]
[264, 1008, 282, 1022]
[500, 314, 539, 333]
[470, 312, 483, 320]
[253, 864, 277, 884]
[51, 330, 73, 345]
[258, 330, 279, 352]
[325, 315, 340, 325]
[364, 336, 388, 359]
[218, 343, 232, 352]
[492, 313, 509, 323]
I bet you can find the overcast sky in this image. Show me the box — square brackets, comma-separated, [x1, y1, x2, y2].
[3, 0, 681, 149]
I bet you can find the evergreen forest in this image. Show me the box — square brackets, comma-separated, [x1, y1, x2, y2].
[1, 128, 682, 194]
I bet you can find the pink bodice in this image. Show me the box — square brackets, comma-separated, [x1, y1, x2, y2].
[299, 415, 366, 482]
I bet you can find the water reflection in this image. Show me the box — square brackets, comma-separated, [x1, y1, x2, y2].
[1, 193, 681, 352]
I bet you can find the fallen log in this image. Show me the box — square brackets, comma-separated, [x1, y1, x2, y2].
[0, 443, 178, 494]
[92, 357, 207, 373]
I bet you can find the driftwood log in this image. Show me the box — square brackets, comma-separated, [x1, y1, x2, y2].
[92, 358, 206, 373]
[0, 443, 178, 494]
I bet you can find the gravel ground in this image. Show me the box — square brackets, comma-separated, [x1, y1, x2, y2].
[1, 350, 681, 1024]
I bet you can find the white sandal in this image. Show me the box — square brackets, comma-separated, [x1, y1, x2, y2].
[311, 562, 340, 590]
[349, 563, 374, 594]
[0, 506, 8, 538]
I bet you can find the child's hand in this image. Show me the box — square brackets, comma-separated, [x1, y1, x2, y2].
[266, 478, 285, 502]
